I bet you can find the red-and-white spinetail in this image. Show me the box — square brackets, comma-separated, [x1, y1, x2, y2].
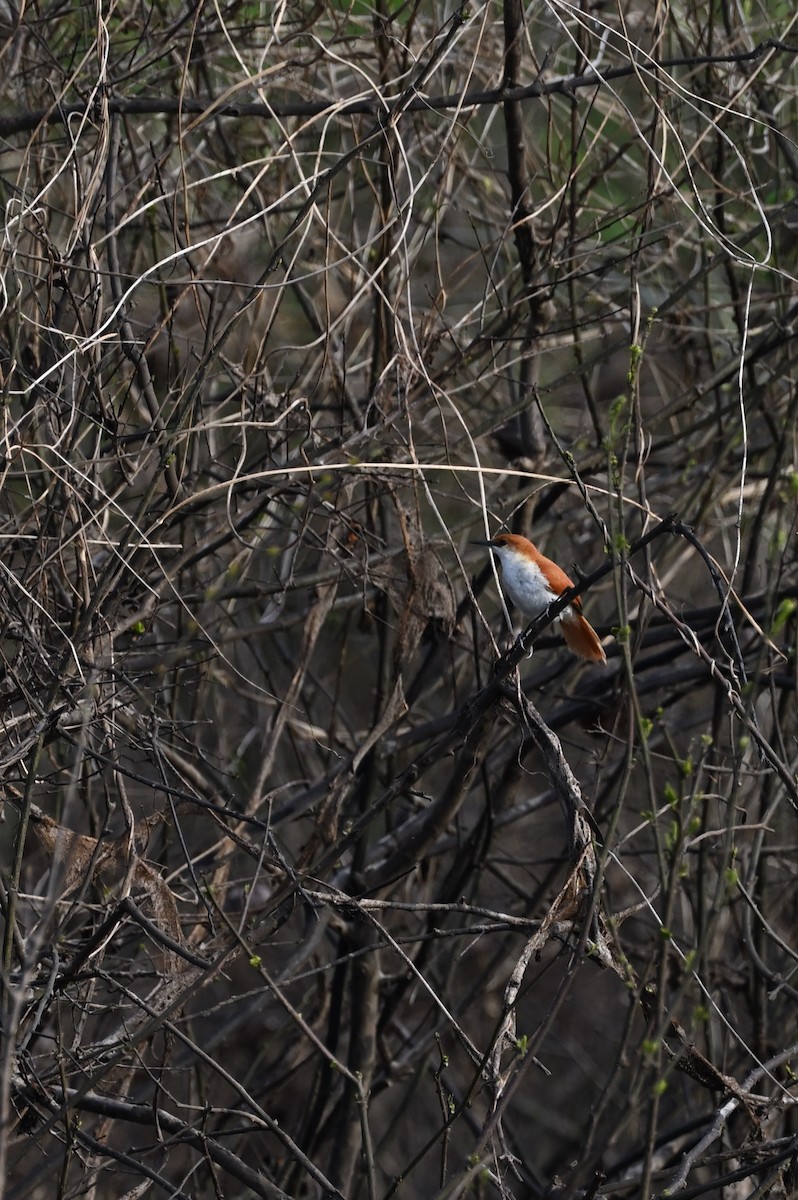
[476, 532, 607, 664]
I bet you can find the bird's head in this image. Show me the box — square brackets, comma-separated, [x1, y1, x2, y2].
[472, 532, 534, 559]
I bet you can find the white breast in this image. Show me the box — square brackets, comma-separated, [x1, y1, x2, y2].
[496, 550, 572, 620]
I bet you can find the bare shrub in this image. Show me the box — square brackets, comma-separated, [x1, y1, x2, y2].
[0, 2, 797, 1197]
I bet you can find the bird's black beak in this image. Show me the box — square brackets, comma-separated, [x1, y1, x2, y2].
[470, 538, 494, 548]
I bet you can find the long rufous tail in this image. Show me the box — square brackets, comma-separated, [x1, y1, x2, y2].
[561, 613, 607, 664]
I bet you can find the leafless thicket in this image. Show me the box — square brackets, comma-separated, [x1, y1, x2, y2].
[0, 1, 797, 1197]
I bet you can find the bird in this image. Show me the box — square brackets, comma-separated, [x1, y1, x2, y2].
[475, 532, 607, 664]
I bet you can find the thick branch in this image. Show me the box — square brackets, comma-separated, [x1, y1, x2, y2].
[0, 40, 795, 139]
